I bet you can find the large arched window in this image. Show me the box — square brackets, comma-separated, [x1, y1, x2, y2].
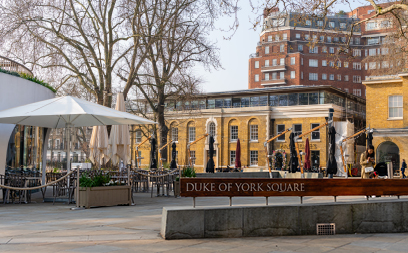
[377, 141, 400, 172]
[209, 122, 216, 137]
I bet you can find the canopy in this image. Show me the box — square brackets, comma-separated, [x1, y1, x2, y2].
[0, 96, 156, 128]
[109, 93, 131, 165]
[289, 133, 298, 173]
[206, 135, 215, 173]
[326, 126, 338, 175]
[235, 138, 241, 169]
[304, 138, 311, 171]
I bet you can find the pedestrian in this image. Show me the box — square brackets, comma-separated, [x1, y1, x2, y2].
[401, 159, 407, 178]
[360, 145, 375, 179]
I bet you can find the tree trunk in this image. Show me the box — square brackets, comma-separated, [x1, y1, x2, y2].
[157, 89, 169, 165]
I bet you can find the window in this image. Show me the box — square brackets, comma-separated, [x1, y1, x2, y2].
[190, 150, 196, 165]
[334, 37, 339, 42]
[250, 97, 260, 106]
[265, 60, 269, 66]
[309, 73, 318, 81]
[309, 46, 318, 53]
[344, 75, 349, 81]
[345, 88, 349, 93]
[369, 62, 377, 69]
[353, 62, 361, 70]
[135, 130, 142, 143]
[382, 48, 389, 55]
[344, 62, 349, 68]
[329, 74, 334, 80]
[280, 58, 285, 65]
[250, 151, 258, 166]
[322, 46, 327, 53]
[353, 76, 361, 83]
[290, 57, 295, 65]
[353, 89, 361, 96]
[337, 61, 341, 68]
[366, 21, 377, 30]
[340, 23, 346, 29]
[311, 123, 320, 140]
[353, 49, 361, 57]
[294, 124, 302, 140]
[265, 73, 270, 81]
[317, 21, 323, 26]
[369, 48, 376, 56]
[280, 44, 285, 52]
[172, 127, 178, 142]
[250, 125, 258, 141]
[296, 33, 300, 39]
[298, 44, 303, 51]
[291, 71, 295, 79]
[283, 33, 287, 40]
[382, 61, 389, 68]
[306, 20, 311, 26]
[255, 61, 259, 68]
[188, 127, 196, 142]
[320, 36, 325, 41]
[272, 72, 277, 80]
[309, 59, 318, 67]
[301, 71, 303, 79]
[280, 72, 284, 79]
[327, 36, 332, 43]
[341, 37, 346, 43]
[322, 60, 327, 66]
[230, 150, 236, 165]
[389, 96, 403, 118]
[265, 46, 269, 54]
[322, 73, 327, 80]
[230, 125, 238, 141]
[299, 93, 308, 105]
[275, 34, 280, 41]
[277, 125, 285, 141]
[329, 47, 334, 53]
[329, 22, 335, 28]
[355, 37, 360, 44]
[301, 58, 303, 65]
[337, 74, 341, 81]
[329, 61, 334, 67]
[56, 139, 60, 149]
[272, 59, 277, 66]
[255, 74, 259, 82]
[305, 34, 310, 40]
[209, 122, 216, 137]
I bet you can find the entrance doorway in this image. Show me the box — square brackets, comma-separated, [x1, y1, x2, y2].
[377, 141, 400, 175]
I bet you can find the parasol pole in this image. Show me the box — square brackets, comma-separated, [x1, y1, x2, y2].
[294, 122, 329, 178]
[264, 128, 292, 178]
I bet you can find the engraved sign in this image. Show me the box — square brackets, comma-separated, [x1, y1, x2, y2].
[180, 178, 408, 197]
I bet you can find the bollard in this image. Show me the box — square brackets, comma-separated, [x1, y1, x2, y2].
[300, 196, 303, 204]
[266, 197, 268, 206]
[334, 196, 337, 202]
[193, 197, 196, 208]
[229, 197, 232, 206]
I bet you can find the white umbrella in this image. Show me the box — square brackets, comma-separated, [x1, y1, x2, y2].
[108, 93, 130, 166]
[0, 95, 156, 208]
[89, 125, 109, 167]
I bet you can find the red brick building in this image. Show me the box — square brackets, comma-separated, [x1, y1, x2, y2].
[248, 5, 395, 98]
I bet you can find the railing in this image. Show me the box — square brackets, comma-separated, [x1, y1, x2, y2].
[261, 64, 286, 71]
[261, 78, 287, 85]
[0, 56, 33, 76]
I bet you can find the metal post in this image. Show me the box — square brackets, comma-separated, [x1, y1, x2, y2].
[266, 197, 268, 206]
[229, 197, 232, 206]
[334, 196, 337, 202]
[398, 195, 400, 199]
[300, 196, 303, 204]
[193, 197, 196, 208]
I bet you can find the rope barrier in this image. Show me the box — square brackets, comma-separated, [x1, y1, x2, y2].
[133, 170, 179, 178]
[0, 169, 76, 191]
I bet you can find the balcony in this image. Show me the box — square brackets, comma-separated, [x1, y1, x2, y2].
[0, 56, 33, 76]
[261, 64, 286, 72]
[249, 52, 260, 59]
[261, 78, 287, 86]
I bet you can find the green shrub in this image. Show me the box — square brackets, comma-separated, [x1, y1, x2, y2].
[79, 172, 111, 187]
[181, 167, 196, 178]
[0, 67, 56, 93]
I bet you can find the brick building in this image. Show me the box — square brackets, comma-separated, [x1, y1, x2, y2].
[363, 73, 408, 176]
[248, 5, 396, 98]
[131, 85, 366, 173]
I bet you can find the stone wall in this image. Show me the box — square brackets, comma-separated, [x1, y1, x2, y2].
[161, 199, 408, 239]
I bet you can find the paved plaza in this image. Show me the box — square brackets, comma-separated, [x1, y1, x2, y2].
[1, 193, 408, 252]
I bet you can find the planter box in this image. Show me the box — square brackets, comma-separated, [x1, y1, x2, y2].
[77, 185, 131, 209]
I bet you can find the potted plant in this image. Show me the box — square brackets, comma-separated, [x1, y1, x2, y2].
[77, 171, 131, 208]
[174, 167, 196, 197]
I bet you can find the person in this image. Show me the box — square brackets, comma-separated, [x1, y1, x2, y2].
[401, 159, 407, 178]
[360, 145, 375, 179]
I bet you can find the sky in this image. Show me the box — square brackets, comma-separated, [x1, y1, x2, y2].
[195, 0, 365, 93]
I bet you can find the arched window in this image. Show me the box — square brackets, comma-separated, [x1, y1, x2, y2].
[209, 122, 216, 137]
